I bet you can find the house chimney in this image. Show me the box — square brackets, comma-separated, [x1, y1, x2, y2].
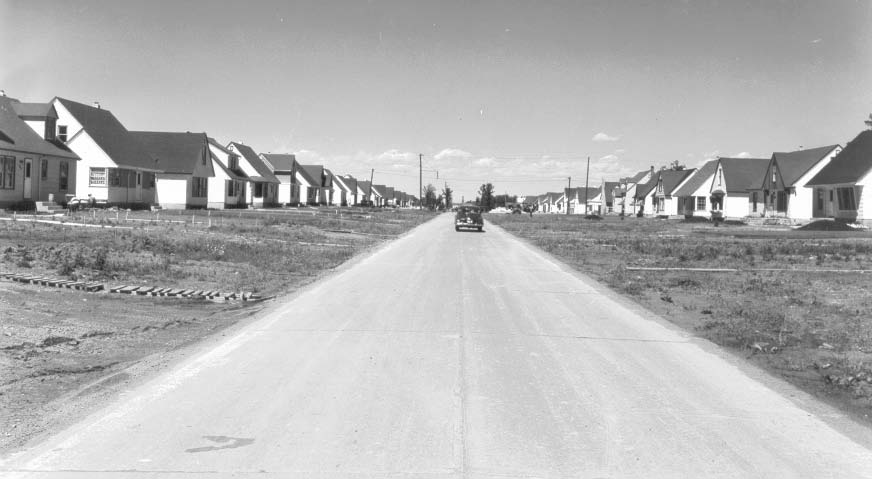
[93, 101, 101, 109]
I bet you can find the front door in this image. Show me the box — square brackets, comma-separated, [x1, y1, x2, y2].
[23, 159, 32, 199]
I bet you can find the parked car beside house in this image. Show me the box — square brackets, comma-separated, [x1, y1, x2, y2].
[51, 97, 160, 208]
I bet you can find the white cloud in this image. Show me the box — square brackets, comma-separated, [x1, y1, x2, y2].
[614, 149, 626, 154]
[475, 157, 496, 167]
[378, 149, 415, 161]
[592, 132, 619, 142]
[434, 148, 473, 161]
[734, 151, 752, 158]
[600, 154, 618, 161]
[811, 38, 822, 44]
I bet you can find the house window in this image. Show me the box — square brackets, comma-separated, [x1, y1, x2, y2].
[752, 192, 758, 212]
[817, 189, 824, 210]
[836, 187, 857, 211]
[41, 159, 48, 179]
[0, 156, 15, 189]
[228, 156, 238, 170]
[226, 180, 236, 197]
[59, 161, 68, 190]
[694, 197, 704, 211]
[191, 177, 208, 197]
[57, 125, 68, 143]
[89, 168, 108, 186]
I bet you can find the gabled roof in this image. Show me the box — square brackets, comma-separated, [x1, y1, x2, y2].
[339, 175, 359, 192]
[55, 97, 157, 170]
[358, 180, 375, 195]
[261, 153, 297, 173]
[634, 178, 658, 199]
[207, 138, 249, 179]
[0, 96, 78, 159]
[227, 142, 279, 184]
[656, 169, 696, 196]
[210, 151, 247, 181]
[332, 174, 354, 194]
[715, 157, 769, 193]
[298, 165, 324, 187]
[674, 160, 719, 196]
[371, 184, 388, 197]
[130, 131, 209, 175]
[12, 102, 57, 120]
[602, 181, 620, 202]
[565, 187, 598, 202]
[623, 169, 650, 184]
[769, 145, 840, 187]
[807, 131, 872, 185]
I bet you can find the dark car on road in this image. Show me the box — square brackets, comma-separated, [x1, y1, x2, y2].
[455, 206, 484, 232]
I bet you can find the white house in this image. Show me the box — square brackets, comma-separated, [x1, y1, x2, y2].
[675, 160, 719, 218]
[260, 153, 301, 206]
[206, 138, 248, 209]
[754, 145, 842, 221]
[565, 187, 597, 214]
[50, 98, 160, 207]
[621, 168, 655, 215]
[131, 131, 214, 209]
[709, 157, 770, 219]
[226, 141, 280, 207]
[806, 130, 872, 223]
[334, 174, 358, 206]
[647, 168, 696, 217]
[0, 94, 80, 208]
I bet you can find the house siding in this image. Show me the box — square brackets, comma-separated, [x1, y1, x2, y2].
[0, 151, 77, 206]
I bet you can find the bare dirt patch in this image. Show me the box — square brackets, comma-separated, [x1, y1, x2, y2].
[0, 207, 434, 452]
[487, 213, 872, 426]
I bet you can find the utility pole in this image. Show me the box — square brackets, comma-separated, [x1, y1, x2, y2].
[368, 168, 374, 207]
[419, 153, 423, 211]
[584, 156, 590, 215]
[566, 176, 571, 215]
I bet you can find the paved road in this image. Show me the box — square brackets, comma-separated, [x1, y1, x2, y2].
[4, 214, 872, 478]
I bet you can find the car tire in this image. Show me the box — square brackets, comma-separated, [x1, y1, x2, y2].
[477, 226, 482, 232]
[455, 226, 460, 232]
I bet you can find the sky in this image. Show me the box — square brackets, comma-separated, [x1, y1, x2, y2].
[3, 0, 871, 200]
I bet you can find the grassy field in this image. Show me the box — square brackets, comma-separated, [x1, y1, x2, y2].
[0, 207, 435, 451]
[486, 213, 872, 425]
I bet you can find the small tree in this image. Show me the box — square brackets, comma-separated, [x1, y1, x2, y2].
[423, 184, 438, 210]
[478, 183, 495, 211]
[442, 186, 453, 209]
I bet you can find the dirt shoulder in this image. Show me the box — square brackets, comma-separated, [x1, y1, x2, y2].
[0, 207, 435, 454]
[486, 213, 872, 428]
